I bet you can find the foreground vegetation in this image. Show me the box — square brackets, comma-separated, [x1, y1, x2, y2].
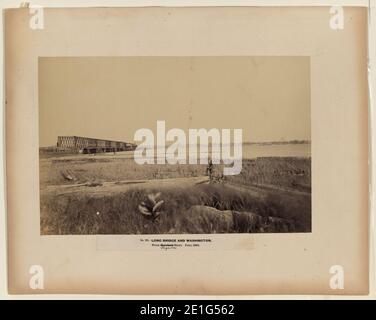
[40, 154, 311, 234]
[40, 182, 311, 234]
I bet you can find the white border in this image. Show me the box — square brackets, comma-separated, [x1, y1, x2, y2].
[0, 0, 374, 300]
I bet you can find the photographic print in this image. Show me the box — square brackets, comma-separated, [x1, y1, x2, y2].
[5, 6, 369, 295]
[39, 56, 311, 235]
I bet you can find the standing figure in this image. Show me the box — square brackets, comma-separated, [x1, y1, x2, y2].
[206, 159, 213, 182]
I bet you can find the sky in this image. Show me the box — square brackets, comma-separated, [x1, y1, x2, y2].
[39, 56, 310, 147]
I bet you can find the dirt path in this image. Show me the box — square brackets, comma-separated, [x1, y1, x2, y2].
[41, 176, 210, 196]
[41, 174, 311, 200]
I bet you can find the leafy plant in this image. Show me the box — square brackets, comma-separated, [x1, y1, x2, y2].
[138, 192, 164, 222]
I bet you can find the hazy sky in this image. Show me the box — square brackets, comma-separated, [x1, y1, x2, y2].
[39, 56, 310, 147]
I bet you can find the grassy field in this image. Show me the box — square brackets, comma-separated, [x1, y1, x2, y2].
[225, 157, 311, 193]
[39, 153, 311, 234]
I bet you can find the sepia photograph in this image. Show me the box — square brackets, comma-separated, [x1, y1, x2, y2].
[39, 56, 311, 235]
[4, 5, 370, 296]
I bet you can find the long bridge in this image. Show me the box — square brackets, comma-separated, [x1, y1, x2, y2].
[56, 136, 137, 154]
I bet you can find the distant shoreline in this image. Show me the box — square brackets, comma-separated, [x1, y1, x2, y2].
[40, 140, 311, 150]
[242, 140, 311, 146]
